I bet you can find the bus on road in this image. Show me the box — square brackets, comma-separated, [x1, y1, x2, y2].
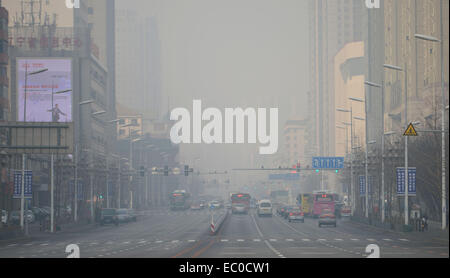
[297, 193, 313, 216]
[312, 191, 335, 218]
[231, 193, 251, 214]
[170, 190, 191, 210]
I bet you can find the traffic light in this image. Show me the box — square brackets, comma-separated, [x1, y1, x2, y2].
[315, 169, 320, 173]
[296, 162, 301, 173]
[335, 169, 339, 173]
[184, 165, 189, 176]
[164, 166, 169, 176]
[99, 194, 103, 200]
[140, 166, 145, 177]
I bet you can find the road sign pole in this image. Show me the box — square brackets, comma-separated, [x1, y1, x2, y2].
[404, 63, 409, 226]
[74, 144, 78, 222]
[20, 154, 25, 230]
[381, 81, 385, 223]
[440, 0, 447, 230]
[51, 154, 54, 233]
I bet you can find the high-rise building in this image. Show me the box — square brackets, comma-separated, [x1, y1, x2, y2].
[115, 8, 162, 127]
[307, 0, 364, 159]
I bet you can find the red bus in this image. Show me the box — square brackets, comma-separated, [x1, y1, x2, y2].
[231, 193, 251, 214]
[312, 191, 335, 218]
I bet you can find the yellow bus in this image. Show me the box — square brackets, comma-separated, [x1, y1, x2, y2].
[297, 193, 313, 216]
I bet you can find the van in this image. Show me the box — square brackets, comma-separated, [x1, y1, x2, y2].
[257, 200, 273, 217]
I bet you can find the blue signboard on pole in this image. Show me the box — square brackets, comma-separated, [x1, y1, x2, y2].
[13, 170, 32, 199]
[359, 176, 373, 196]
[69, 179, 84, 201]
[312, 157, 345, 169]
[396, 167, 416, 196]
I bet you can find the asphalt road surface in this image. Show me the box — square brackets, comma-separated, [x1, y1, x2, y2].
[0, 209, 448, 258]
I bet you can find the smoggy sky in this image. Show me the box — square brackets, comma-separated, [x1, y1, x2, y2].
[117, 0, 310, 174]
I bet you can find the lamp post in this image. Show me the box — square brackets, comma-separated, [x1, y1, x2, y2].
[384, 63, 410, 226]
[20, 65, 48, 232]
[415, 10, 447, 229]
[337, 108, 353, 214]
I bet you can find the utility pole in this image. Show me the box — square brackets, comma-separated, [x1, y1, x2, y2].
[404, 62, 409, 226]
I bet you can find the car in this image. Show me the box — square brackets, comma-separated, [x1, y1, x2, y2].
[209, 201, 221, 210]
[340, 206, 352, 218]
[318, 209, 337, 227]
[288, 208, 304, 223]
[257, 200, 273, 217]
[9, 210, 35, 225]
[199, 200, 207, 209]
[116, 209, 131, 223]
[277, 205, 287, 216]
[1, 210, 7, 225]
[100, 208, 118, 226]
[190, 203, 202, 210]
[30, 207, 46, 221]
[127, 209, 137, 222]
[283, 206, 295, 219]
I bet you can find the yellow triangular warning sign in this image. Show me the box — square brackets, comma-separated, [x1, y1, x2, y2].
[404, 123, 418, 136]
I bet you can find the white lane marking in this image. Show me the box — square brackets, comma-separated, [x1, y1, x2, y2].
[286, 239, 294, 242]
[253, 239, 261, 242]
[269, 239, 277, 242]
[237, 239, 245, 242]
[251, 213, 286, 258]
[123, 241, 130, 244]
[171, 240, 180, 243]
[40, 243, 49, 246]
[220, 239, 229, 242]
[7, 244, 18, 247]
[138, 241, 147, 244]
[90, 242, 98, 245]
[188, 240, 196, 243]
[155, 240, 163, 243]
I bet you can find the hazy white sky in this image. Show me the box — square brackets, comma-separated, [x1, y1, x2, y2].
[117, 0, 310, 173]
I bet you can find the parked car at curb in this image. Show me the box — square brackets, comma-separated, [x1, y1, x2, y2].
[116, 209, 131, 223]
[100, 208, 118, 226]
[127, 209, 137, 222]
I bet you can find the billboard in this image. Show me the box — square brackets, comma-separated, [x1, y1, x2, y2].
[17, 58, 73, 123]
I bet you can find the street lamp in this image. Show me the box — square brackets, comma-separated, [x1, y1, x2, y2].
[351, 94, 369, 219]
[92, 110, 107, 116]
[415, 20, 447, 229]
[336, 106, 356, 215]
[19, 66, 48, 233]
[384, 62, 410, 226]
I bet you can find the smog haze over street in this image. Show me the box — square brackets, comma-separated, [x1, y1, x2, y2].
[0, 0, 448, 263]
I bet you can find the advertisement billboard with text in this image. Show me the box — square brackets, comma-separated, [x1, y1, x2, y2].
[17, 58, 73, 123]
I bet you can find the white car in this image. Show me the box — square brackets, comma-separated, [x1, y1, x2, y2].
[1, 210, 7, 225]
[257, 200, 273, 217]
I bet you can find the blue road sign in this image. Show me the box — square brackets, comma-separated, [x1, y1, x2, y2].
[69, 180, 84, 201]
[13, 170, 32, 199]
[268, 173, 300, 181]
[396, 167, 416, 196]
[312, 157, 345, 169]
[359, 176, 373, 196]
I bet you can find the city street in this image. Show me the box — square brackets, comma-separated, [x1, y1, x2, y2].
[0, 209, 447, 258]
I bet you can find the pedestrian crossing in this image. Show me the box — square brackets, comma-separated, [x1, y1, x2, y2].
[2, 237, 410, 249]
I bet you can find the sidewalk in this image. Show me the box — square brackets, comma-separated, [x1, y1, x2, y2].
[350, 215, 449, 241]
